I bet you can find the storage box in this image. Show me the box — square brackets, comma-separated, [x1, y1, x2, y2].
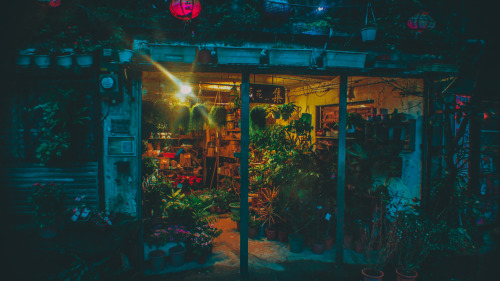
[150, 44, 198, 63]
[324, 51, 367, 69]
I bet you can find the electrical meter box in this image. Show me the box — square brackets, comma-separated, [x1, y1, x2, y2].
[99, 73, 121, 102]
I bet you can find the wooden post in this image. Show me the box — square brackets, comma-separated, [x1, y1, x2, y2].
[336, 74, 348, 265]
[240, 72, 250, 276]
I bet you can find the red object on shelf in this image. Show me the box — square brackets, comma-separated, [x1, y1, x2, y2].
[163, 153, 176, 158]
[170, 0, 201, 21]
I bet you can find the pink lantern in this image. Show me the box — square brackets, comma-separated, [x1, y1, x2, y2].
[170, 0, 201, 21]
[38, 0, 60, 7]
[407, 12, 436, 33]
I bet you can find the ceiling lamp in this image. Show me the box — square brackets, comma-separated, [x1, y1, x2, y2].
[170, 0, 201, 21]
[407, 12, 436, 33]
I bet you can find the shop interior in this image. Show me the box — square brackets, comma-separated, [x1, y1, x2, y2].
[140, 71, 424, 274]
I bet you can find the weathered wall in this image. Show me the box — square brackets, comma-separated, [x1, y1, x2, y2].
[102, 77, 141, 215]
[289, 76, 424, 203]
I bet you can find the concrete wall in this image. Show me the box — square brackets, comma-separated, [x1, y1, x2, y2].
[289, 76, 424, 204]
[102, 76, 141, 216]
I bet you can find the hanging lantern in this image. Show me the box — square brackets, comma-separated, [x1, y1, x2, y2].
[38, 0, 60, 7]
[407, 12, 436, 33]
[170, 0, 201, 21]
[264, 0, 291, 19]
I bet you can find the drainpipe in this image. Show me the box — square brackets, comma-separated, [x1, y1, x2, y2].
[240, 72, 250, 278]
[336, 74, 348, 265]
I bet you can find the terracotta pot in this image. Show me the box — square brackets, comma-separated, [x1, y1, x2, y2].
[265, 228, 277, 241]
[248, 227, 258, 238]
[396, 268, 418, 281]
[362, 268, 384, 281]
[278, 230, 288, 243]
[324, 236, 334, 250]
[312, 242, 325, 254]
[148, 250, 166, 272]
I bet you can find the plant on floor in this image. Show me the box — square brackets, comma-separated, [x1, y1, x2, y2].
[31, 182, 65, 230]
[209, 105, 227, 128]
[257, 187, 282, 230]
[142, 174, 171, 218]
[190, 103, 209, 131]
[146, 228, 169, 255]
[167, 225, 191, 250]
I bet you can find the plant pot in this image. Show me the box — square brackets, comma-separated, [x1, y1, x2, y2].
[39, 226, 57, 239]
[196, 253, 209, 264]
[215, 47, 262, 65]
[118, 49, 134, 63]
[169, 246, 186, 267]
[268, 49, 312, 67]
[34, 54, 50, 68]
[75, 53, 94, 67]
[248, 227, 258, 238]
[396, 268, 418, 281]
[362, 268, 384, 281]
[196, 49, 212, 63]
[150, 44, 198, 63]
[361, 26, 377, 42]
[148, 250, 166, 272]
[312, 242, 325, 254]
[324, 236, 334, 250]
[324, 50, 368, 69]
[55, 54, 73, 69]
[278, 230, 288, 243]
[288, 233, 304, 253]
[17, 54, 32, 68]
[265, 227, 277, 241]
[229, 202, 240, 217]
[305, 236, 314, 248]
[236, 221, 240, 232]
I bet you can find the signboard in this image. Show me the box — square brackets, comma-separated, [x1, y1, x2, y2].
[108, 136, 136, 156]
[249, 84, 286, 104]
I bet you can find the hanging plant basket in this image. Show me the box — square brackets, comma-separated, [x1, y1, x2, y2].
[190, 103, 209, 131]
[361, 3, 377, 42]
[209, 106, 227, 128]
[250, 106, 268, 130]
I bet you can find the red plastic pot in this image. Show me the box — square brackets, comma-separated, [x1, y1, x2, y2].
[396, 268, 418, 281]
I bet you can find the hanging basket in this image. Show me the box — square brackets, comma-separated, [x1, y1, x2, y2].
[361, 3, 377, 42]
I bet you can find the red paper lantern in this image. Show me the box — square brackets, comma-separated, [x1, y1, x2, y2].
[407, 12, 436, 33]
[38, 0, 60, 7]
[170, 0, 201, 21]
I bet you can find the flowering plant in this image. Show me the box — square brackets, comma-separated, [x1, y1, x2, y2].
[167, 225, 191, 248]
[54, 25, 78, 53]
[188, 228, 213, 255]
[198, 224, 222, 239]
[73, 33, 101, 54]
[30, 182, 65, 229]
[145, 228, 169, 251]
[68, 195, 92, 222]
[174, 175, 203, 192]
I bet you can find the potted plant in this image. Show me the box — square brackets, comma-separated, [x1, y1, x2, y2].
[53, 26, 77, 69]
[209, 105, 227, 128]
[145, 228, 169, 272]
[30, 182, 65, 238]
[229, 213, 241, 232]
[103, 26, 134, 63]
[172, 105, 191, 135]
[33, 40, 54, 68]
[250, 106, 268, 131]
[190, 103, 209, 132]
[257, 187, 282, 241]
[229, 202, 240, 217]
[167, 225, 191, 267]
[361, 2, 377, 42]
[278, 102, 297, 121]
[268, 106, 281, 119]
[248, 213, 262, 239]
[73, 33, 100, 67]
[187, 227, 214, 264]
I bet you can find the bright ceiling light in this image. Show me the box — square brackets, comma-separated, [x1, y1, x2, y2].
[180, 84, 192, 95]
[317, 7, 324, 12]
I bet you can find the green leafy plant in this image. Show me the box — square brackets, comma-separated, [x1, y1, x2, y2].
[172, 105, 191, 134]
[250, 106, 267, 131]
[73, 33, 101, 54]
[257, 187, 282, 229]
[209, 106, 227, 128]
[268, 106, 281, 119]
[142, 174, 171, 217]
[31, 182, 65, 229]
[145, 228, 169, 252]
[278, 102, 297, 121]
[142, 157, 158, 178]
[190, 103, 209, 131]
